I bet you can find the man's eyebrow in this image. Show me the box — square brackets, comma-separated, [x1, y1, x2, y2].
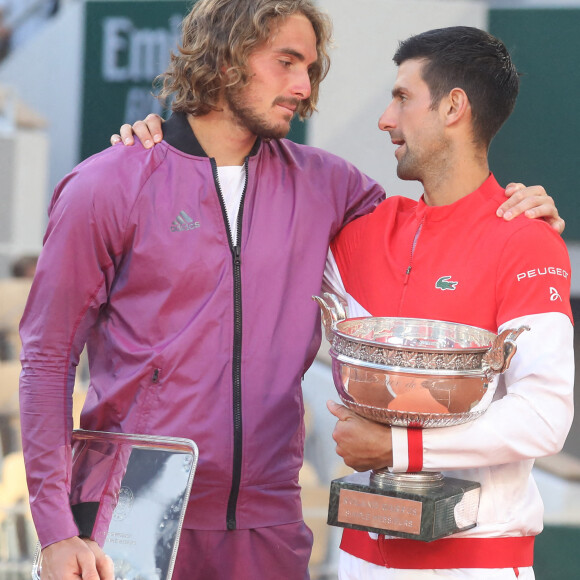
[275, 48, 306, 61]
[392, 86, 406, 98]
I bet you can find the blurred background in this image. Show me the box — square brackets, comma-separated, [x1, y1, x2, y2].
[0, 0, 579, 578]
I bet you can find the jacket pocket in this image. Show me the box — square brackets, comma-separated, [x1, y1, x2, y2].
[134, 367, 163, 434]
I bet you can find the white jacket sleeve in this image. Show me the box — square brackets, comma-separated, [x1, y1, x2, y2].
[323, 249, 371, 318]
[391, 312, 574, 472]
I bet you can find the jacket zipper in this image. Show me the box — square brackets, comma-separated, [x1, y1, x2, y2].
[399, 217, 424, 314]
[210, 158, 249, 530]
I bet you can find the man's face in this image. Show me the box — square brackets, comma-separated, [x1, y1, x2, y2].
[225, 13, 318, 139]
[378, 58, 449, 182]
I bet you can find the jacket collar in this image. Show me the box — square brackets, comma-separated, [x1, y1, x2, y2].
[415, 173, 502, 223]
[164, 111, 262, 158]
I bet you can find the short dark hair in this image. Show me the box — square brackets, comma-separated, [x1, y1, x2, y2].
[393, 26, 520, 147]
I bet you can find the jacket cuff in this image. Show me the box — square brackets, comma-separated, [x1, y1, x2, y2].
[390, 426, 424, 473]
[30, 493, 79, 548]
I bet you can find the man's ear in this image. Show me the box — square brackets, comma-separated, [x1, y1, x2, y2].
[443, 87, 470, 127]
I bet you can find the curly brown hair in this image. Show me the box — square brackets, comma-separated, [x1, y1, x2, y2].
[156, 0, 332, 119]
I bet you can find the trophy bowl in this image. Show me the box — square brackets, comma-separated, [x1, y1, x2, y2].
[314, 293, 527, 428]
[313, 293, 530, 541]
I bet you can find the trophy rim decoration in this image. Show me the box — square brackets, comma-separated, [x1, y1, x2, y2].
[333, 316, 496, 352]
[336, 394, 486, 428]
[314, 293, 529, 428]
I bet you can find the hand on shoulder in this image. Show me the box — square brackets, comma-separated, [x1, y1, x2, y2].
[498, 183, 564, 234]
[110, 113, 165, 149]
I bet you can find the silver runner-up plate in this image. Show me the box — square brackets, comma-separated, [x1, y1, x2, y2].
[32, 429, 198, 580]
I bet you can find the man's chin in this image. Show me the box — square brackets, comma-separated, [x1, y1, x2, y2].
[256, 123, 291, 140]
[396, 163, 418, 181]
[396, 168, 412, 181]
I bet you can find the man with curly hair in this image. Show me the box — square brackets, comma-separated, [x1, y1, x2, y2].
[19, 1, 563, 579]
[20, 2, 384, 579]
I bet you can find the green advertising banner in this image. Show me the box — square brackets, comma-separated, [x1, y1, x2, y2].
[81, 0, 306, 160]
[81, 1, 189, 159]
[489, 9, 580, 241]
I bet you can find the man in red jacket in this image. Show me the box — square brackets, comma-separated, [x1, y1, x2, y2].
[326, 26, 573, 579]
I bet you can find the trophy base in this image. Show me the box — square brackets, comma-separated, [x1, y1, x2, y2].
[328, 471, 480, 542]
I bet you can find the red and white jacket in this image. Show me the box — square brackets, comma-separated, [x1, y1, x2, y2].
[327, 174, 574, 573]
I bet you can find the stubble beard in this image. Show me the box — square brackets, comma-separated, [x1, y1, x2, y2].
[225, 85, 293, 140]
[396, 148, 421, 181]
[396, 137, 449, 183]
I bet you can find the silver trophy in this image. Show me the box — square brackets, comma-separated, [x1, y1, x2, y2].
[32, 430, 198, 579]
[314, 293, 528, 542]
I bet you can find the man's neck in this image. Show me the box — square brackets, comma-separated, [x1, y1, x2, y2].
[422, 150, 490, 207]
[188, 112, 258, 166]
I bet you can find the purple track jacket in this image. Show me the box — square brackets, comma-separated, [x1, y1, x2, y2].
[19, 112, 385, 547]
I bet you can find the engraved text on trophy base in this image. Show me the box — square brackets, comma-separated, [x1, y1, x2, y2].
[337, 488, 422, 535]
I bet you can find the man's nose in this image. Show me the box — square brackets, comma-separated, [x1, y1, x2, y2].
[378, 101, 396, 132]
[292, 68, 312, 100]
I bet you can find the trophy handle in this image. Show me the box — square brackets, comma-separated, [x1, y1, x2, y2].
[312, 293, 348, 341]
[483, 325, 530, 379]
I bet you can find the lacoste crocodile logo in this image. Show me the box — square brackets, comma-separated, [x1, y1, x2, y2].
[435, 276, 458, 291]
